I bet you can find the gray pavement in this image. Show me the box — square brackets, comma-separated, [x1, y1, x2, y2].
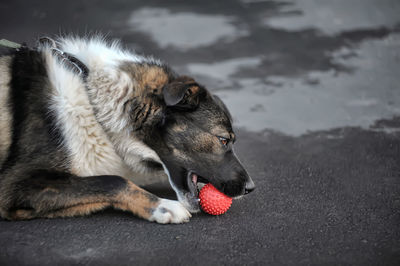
[0, 0, 399, 265]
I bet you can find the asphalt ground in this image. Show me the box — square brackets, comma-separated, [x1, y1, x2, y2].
[0, 0, 399, 265]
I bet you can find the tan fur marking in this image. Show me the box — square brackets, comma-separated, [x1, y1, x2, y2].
[10, 181, 161, 220]
[140, 66, 169, 93]
[210, 127, 230, 138]
[0, 56, 12, 166]
[188, 85, 199, 95]
[120, 63, 169, 96]
[113, 182, 159, 219]
[41, 187, 59, 193]
[10, 209, 35, 220]
[44, 202, 109, 218]
[194, 133, 221, 153]
[230, 132, 236, 142]
[171, 148, 189, 162]
[172, 124, 188, 133]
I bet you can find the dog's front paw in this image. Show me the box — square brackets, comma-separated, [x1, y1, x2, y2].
[149, 199, 191, 224]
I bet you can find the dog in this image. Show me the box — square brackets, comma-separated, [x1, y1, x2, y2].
[0, 36, 255, 224]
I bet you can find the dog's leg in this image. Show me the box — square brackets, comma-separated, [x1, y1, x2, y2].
[0, 169, 191, 224]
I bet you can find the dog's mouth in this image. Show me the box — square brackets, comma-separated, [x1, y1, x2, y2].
[179, 171, 210, 212]
[187, 171, 209, 197]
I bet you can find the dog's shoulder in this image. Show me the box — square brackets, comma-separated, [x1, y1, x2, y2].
[0, 36, 171, 184]
[38, 36, 168, 181]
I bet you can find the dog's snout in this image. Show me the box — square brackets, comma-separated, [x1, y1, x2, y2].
[244, 179, 255, 194]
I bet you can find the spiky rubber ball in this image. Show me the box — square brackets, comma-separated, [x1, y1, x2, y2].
[199, 183, 232, 215]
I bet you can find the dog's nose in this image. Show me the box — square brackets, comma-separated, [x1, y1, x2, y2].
[244, 179, 255, 194]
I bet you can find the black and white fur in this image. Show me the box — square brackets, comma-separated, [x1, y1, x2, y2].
[0, 36, 254, 223]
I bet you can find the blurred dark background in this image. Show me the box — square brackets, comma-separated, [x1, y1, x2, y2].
[0, 0, 399, 265]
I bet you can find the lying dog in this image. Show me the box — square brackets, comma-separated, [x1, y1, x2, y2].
[0, 36, 255, 223]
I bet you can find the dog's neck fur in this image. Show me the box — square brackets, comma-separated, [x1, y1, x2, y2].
[39, 36, 167, 177]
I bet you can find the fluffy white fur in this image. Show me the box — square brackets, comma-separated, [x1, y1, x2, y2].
[38, 37, 166, 183]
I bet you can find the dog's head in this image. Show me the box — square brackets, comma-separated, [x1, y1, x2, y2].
[145, 76, 255, 212]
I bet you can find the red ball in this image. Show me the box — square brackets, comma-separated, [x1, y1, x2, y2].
[199, 183, 232, 215]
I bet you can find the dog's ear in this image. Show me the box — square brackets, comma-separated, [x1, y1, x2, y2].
[162, 76, 201, 109]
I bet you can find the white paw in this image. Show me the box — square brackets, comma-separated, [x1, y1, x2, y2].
[149, 199, 192, 224]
